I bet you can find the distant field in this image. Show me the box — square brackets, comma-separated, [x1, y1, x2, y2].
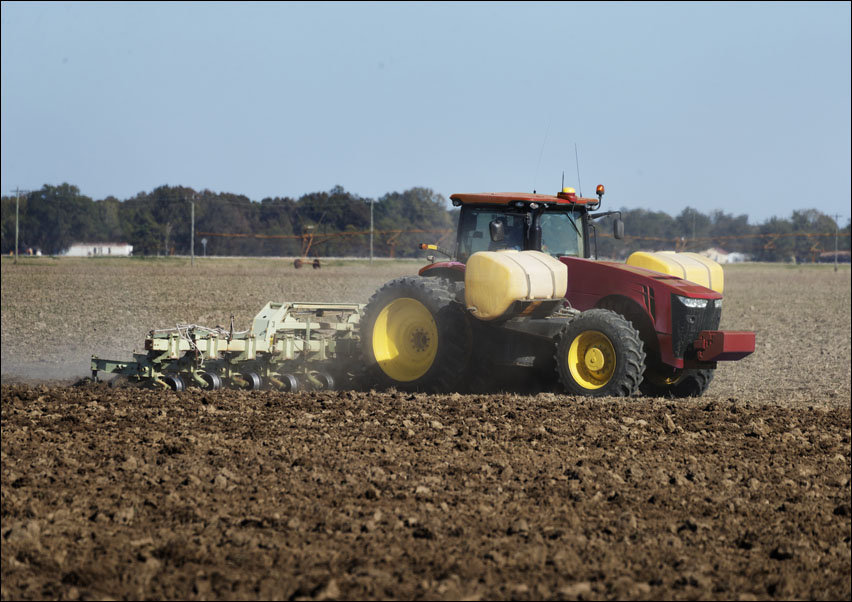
[2, 256, 849, 403]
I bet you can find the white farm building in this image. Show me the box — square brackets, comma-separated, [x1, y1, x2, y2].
[700, 247, 749, 264]
[64, 242, 133, 257]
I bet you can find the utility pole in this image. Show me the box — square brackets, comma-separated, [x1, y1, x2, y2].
[11, 188, 28, 265]
[190, 195, 195, 267]
[831, 213, 841, 273]
[367, 199, 375, 263]
[692, 210, 696, 244]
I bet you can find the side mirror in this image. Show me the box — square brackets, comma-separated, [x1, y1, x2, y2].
[613, 218, 624, 240]
[489, 219, 505, 242]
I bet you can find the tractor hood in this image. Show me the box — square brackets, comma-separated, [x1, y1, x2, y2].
[559, 256, 722, 312]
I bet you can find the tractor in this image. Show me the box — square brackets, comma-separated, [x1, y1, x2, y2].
[359, 186, 755, 397]
[91, 186, 754, 397]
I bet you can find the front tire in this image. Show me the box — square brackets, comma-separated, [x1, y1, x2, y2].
[555, 309, 645, 397]
[361, 277, 471, 392]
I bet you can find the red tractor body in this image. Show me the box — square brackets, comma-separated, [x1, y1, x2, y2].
[415, 188, 755, 392]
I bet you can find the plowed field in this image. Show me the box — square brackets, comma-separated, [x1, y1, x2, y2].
[2, 258, 850, 600]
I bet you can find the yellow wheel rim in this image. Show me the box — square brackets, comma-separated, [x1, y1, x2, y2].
[567, 330, 616, 390]
[372, 298, 438, 382]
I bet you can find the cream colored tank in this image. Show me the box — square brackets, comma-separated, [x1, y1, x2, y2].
[626, 251, 724, 294]
[464, 250, 568, 321]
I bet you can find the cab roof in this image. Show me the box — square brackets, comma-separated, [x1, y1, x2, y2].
[450, 191, 598, 207]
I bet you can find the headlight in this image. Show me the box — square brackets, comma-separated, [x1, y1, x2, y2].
[714, 298, 723, 309]
[676, 295, 709, 309]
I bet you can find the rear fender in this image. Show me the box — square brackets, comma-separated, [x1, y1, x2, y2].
[418, 261, 466, 281]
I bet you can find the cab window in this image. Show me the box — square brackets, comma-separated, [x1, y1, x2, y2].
[540, 211, 582, 257]
[457, 208, 526, 262]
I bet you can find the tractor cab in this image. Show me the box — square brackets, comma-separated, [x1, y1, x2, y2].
[451, 187, 622, 262]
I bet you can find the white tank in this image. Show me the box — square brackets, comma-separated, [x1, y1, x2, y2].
[464, 250, 568, 321]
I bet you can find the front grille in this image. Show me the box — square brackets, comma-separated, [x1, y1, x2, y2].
[671, 295, 722, 358]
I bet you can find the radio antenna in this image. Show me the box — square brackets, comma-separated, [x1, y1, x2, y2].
[574, 143, 583, 197]
[533, 117, 551, 193]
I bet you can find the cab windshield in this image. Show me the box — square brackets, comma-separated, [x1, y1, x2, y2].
[456, 206, 583, 261]
[540, 209, 583, 258]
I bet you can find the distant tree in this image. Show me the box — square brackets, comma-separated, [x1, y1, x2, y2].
[122, 205, 161, 255]
[0, 193, 25, 254]
[614, 208, 678, 255]
[674, 207, 712, 249]
[292, 186, 371, 257]
[123, 186, 191, 255]
[22, 184, 95, 254]
[706, 210, 751, 254]
[91, 196, 125, 241]
[4, 181, 845, 262]
[790, 209, 840, 262]
[199, 192, 255, 255]
[755, 217, 794, 262]
[375, 188, 454, 257]
[257, 196, 299, 256]
[841, 219, 852, 253]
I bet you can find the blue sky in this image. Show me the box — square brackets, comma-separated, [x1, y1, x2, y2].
[2, 1, 850, 223]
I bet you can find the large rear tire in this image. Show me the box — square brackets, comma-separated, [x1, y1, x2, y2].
[555, 309, 645, 397]
[639, 366, 714, 398]
[361, 277, 471, 392]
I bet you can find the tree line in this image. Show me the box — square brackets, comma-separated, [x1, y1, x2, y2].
[0, 184, 456, 258]
[593, 206, 850, 263]
[1, 183, 849, 262]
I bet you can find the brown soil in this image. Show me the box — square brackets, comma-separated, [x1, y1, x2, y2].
[2, 384, 850, 601]
[2, 259, 850, 600]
